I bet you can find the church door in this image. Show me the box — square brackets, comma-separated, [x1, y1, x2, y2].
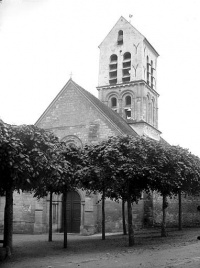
[66, 191, 81, 233]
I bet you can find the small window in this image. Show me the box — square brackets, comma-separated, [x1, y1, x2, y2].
[111, 97, 117, 108]
[125, 95, 131, 106]
[118, 30, 123, 45]
[125, 108, 131, 119]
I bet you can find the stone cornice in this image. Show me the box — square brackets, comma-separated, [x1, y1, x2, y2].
[97, 80, 159, 97]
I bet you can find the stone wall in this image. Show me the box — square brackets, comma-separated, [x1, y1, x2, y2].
[96, 197, 146, 233]
[153, 192, 200, 227]
[0, 192, 48, 234]
[36, 81, 122, 143]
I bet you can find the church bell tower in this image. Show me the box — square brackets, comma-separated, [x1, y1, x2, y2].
[97, 16, 161, 140]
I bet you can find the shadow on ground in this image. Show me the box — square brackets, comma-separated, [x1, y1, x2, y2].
[1, 228, 200, 267]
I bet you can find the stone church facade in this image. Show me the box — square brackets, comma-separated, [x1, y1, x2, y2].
[1, 16, 200, 235]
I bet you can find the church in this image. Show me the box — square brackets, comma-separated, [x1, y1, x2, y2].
[1, 16, 200, 235]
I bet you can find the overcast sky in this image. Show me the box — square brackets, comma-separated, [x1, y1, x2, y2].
[0, 0, 200, 157]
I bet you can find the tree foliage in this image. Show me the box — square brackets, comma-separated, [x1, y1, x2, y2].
[33, 143, 84, 248]
[0, 122, 64, 194]
[81, 135, 200, 244]
[81, 136, 156, 245]
[0, 121, 72, 251]
[81, 140, 118, 239]
[146, 142, 200, 236]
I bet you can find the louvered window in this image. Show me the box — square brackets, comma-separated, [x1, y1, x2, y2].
[109, 54, 118, 85]
[117, 30, 123, 45]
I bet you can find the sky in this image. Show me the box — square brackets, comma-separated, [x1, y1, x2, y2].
[0, 0, 200, 157]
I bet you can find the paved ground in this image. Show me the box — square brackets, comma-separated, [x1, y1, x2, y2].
[1, 228, 200, 267]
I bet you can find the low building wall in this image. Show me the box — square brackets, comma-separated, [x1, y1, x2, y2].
[153, 192, 200, 227]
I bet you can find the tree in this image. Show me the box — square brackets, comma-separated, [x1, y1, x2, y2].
[82, 136, 154, 246]
[0, 122, 33, 251]
[85, 136, 200, 243]
[32, 139, 69, 243]
[105, 136, 154, 246]
[81, 141, 117, 240]
[146, 142, 200, 236]
[33, 142, 84, 248]
[0, 121, 65, 252]
[166, 146, 200, 231]
[60, 145, 85, 248]
[122, 198, 127, 235]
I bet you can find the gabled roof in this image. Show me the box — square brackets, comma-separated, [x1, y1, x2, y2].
[99, 16, 159, 56]
[98, 16, 144, 48]
[35, 79, 138, 137]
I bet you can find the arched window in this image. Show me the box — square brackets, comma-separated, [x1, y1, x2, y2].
[111, 97, 117, 108]
[110, 54, 117, 62]
[109, 96, 118, 112]
[147, 95, 150, 123]
[143, 97, 147, 121]
[125, 95, 131, 106]
[147, 57, 155, 89]
[123, 52, 131, 60]
[122, 52, 131, 82]
[152, 98, 155, 126]
[118, 30, 123, 45]
[151, 60, 155, 89]
[61, 135, 83, 148]
[109, 54, 118, 85]
[124, 94, 132, 119]
[149, 101, 153, 125]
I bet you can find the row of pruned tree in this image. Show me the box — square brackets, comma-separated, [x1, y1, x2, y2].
[0, 121, 84, 252]
[1, 120, 200, 253]
[81, 136, 200, 246]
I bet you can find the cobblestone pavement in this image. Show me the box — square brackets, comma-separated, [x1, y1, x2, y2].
[1, 228, 200, 267]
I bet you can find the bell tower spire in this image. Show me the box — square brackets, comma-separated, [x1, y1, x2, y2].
[97, 16, 161, 140]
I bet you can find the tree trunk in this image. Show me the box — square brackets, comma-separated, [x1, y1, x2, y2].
[48, 191, 53, 242]
[127, 192, 134, 246]
[3, 188, 13, 255]
[122, 198, 127, 235]
[178, 190, 182, 231]
[161, 194, 168, 237]
[63, 191, 67, 248]
[102, 189, 105, 240]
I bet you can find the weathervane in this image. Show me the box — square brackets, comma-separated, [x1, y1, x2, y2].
[70, 72, 73, 79]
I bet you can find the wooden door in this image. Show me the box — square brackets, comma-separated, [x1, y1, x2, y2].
[66, 191, 81, 233]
